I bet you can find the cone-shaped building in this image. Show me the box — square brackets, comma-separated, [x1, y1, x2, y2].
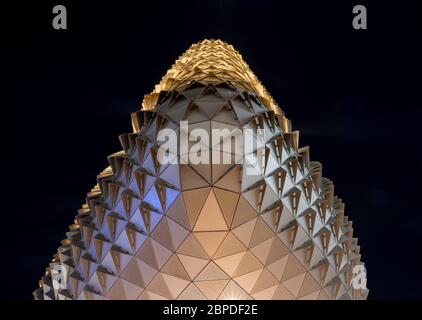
[34, 39, 368, 300]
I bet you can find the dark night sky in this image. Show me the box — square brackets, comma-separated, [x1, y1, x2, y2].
[8, 0, 422, 299]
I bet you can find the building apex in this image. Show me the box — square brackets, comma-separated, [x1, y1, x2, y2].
[142, 39, 281, 114]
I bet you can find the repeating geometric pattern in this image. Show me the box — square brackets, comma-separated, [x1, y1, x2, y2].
[142, 39, 280, 114]
[34, 40, 368, 300]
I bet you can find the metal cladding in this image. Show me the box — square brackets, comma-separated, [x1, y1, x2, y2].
[34, 39, 368, 300]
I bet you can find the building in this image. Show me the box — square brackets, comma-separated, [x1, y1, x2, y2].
[34, 39, 368, 300]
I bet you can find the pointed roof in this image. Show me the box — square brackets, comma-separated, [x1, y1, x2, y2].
[142, 39, 282, 115]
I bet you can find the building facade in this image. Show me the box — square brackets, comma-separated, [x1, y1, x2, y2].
[34, 40, 368, 300]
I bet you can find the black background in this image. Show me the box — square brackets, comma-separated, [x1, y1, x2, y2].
[7, 0, 422, 300]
